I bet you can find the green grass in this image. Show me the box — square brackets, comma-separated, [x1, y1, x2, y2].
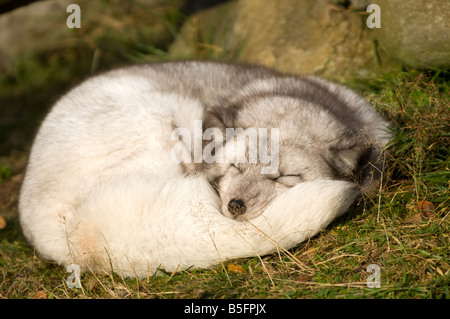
[0, 70, 448, 299]
[0, 3, 448, 298]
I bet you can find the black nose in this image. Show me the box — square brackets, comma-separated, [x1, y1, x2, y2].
[228, 199, 246, 215]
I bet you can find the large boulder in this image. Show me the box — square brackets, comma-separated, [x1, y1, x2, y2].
[372, 0, 450, 70]
[171, 0, 392, 81]
[0, 0, 180, 75]
[231, 0, 381, 80]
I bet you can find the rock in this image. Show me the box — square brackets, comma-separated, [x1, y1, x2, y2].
[372, 0, 450, 70]
[0, 0, 181, 75]
[232, 0, 388, 80]
[0, 0, 69, 74]
[171, 0, 392, 81]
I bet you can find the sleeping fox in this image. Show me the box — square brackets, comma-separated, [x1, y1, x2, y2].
[19, 61, 391, 277]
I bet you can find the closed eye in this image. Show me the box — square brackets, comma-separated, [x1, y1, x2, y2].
[276, 175, 303, 187]
[210, 181, 220, 196]
[232, 164, 243, 173]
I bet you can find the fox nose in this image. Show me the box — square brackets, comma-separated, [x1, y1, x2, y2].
[227, 199, 246, 215]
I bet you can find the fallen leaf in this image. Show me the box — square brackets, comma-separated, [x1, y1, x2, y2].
[405, 213, 423, 224]
[227, 264, 247, 274]
[32, 291, 47, 299]
[0, 216, 6, 230]
[296, 275, 311, 282]
[415, 200, 435, 217]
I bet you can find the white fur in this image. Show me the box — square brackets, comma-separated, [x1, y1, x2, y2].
[19, 62, 378, 278]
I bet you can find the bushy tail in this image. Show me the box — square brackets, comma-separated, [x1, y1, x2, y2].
[61, 176, 357, 278]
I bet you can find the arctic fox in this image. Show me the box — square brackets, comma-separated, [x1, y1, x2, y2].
[19, 61, 391, 277]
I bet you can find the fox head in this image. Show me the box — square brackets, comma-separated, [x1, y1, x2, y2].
[180, 78, 389, 220]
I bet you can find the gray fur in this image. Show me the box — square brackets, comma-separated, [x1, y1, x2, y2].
[130, 61, 391, 220]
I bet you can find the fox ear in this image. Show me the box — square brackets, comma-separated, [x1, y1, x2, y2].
[327, 140, 385, 192]
[326, 138, 371, 178]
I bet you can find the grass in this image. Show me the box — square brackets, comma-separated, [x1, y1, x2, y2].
[1, 70, 448, 299]
[0, 3, 449, 299]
